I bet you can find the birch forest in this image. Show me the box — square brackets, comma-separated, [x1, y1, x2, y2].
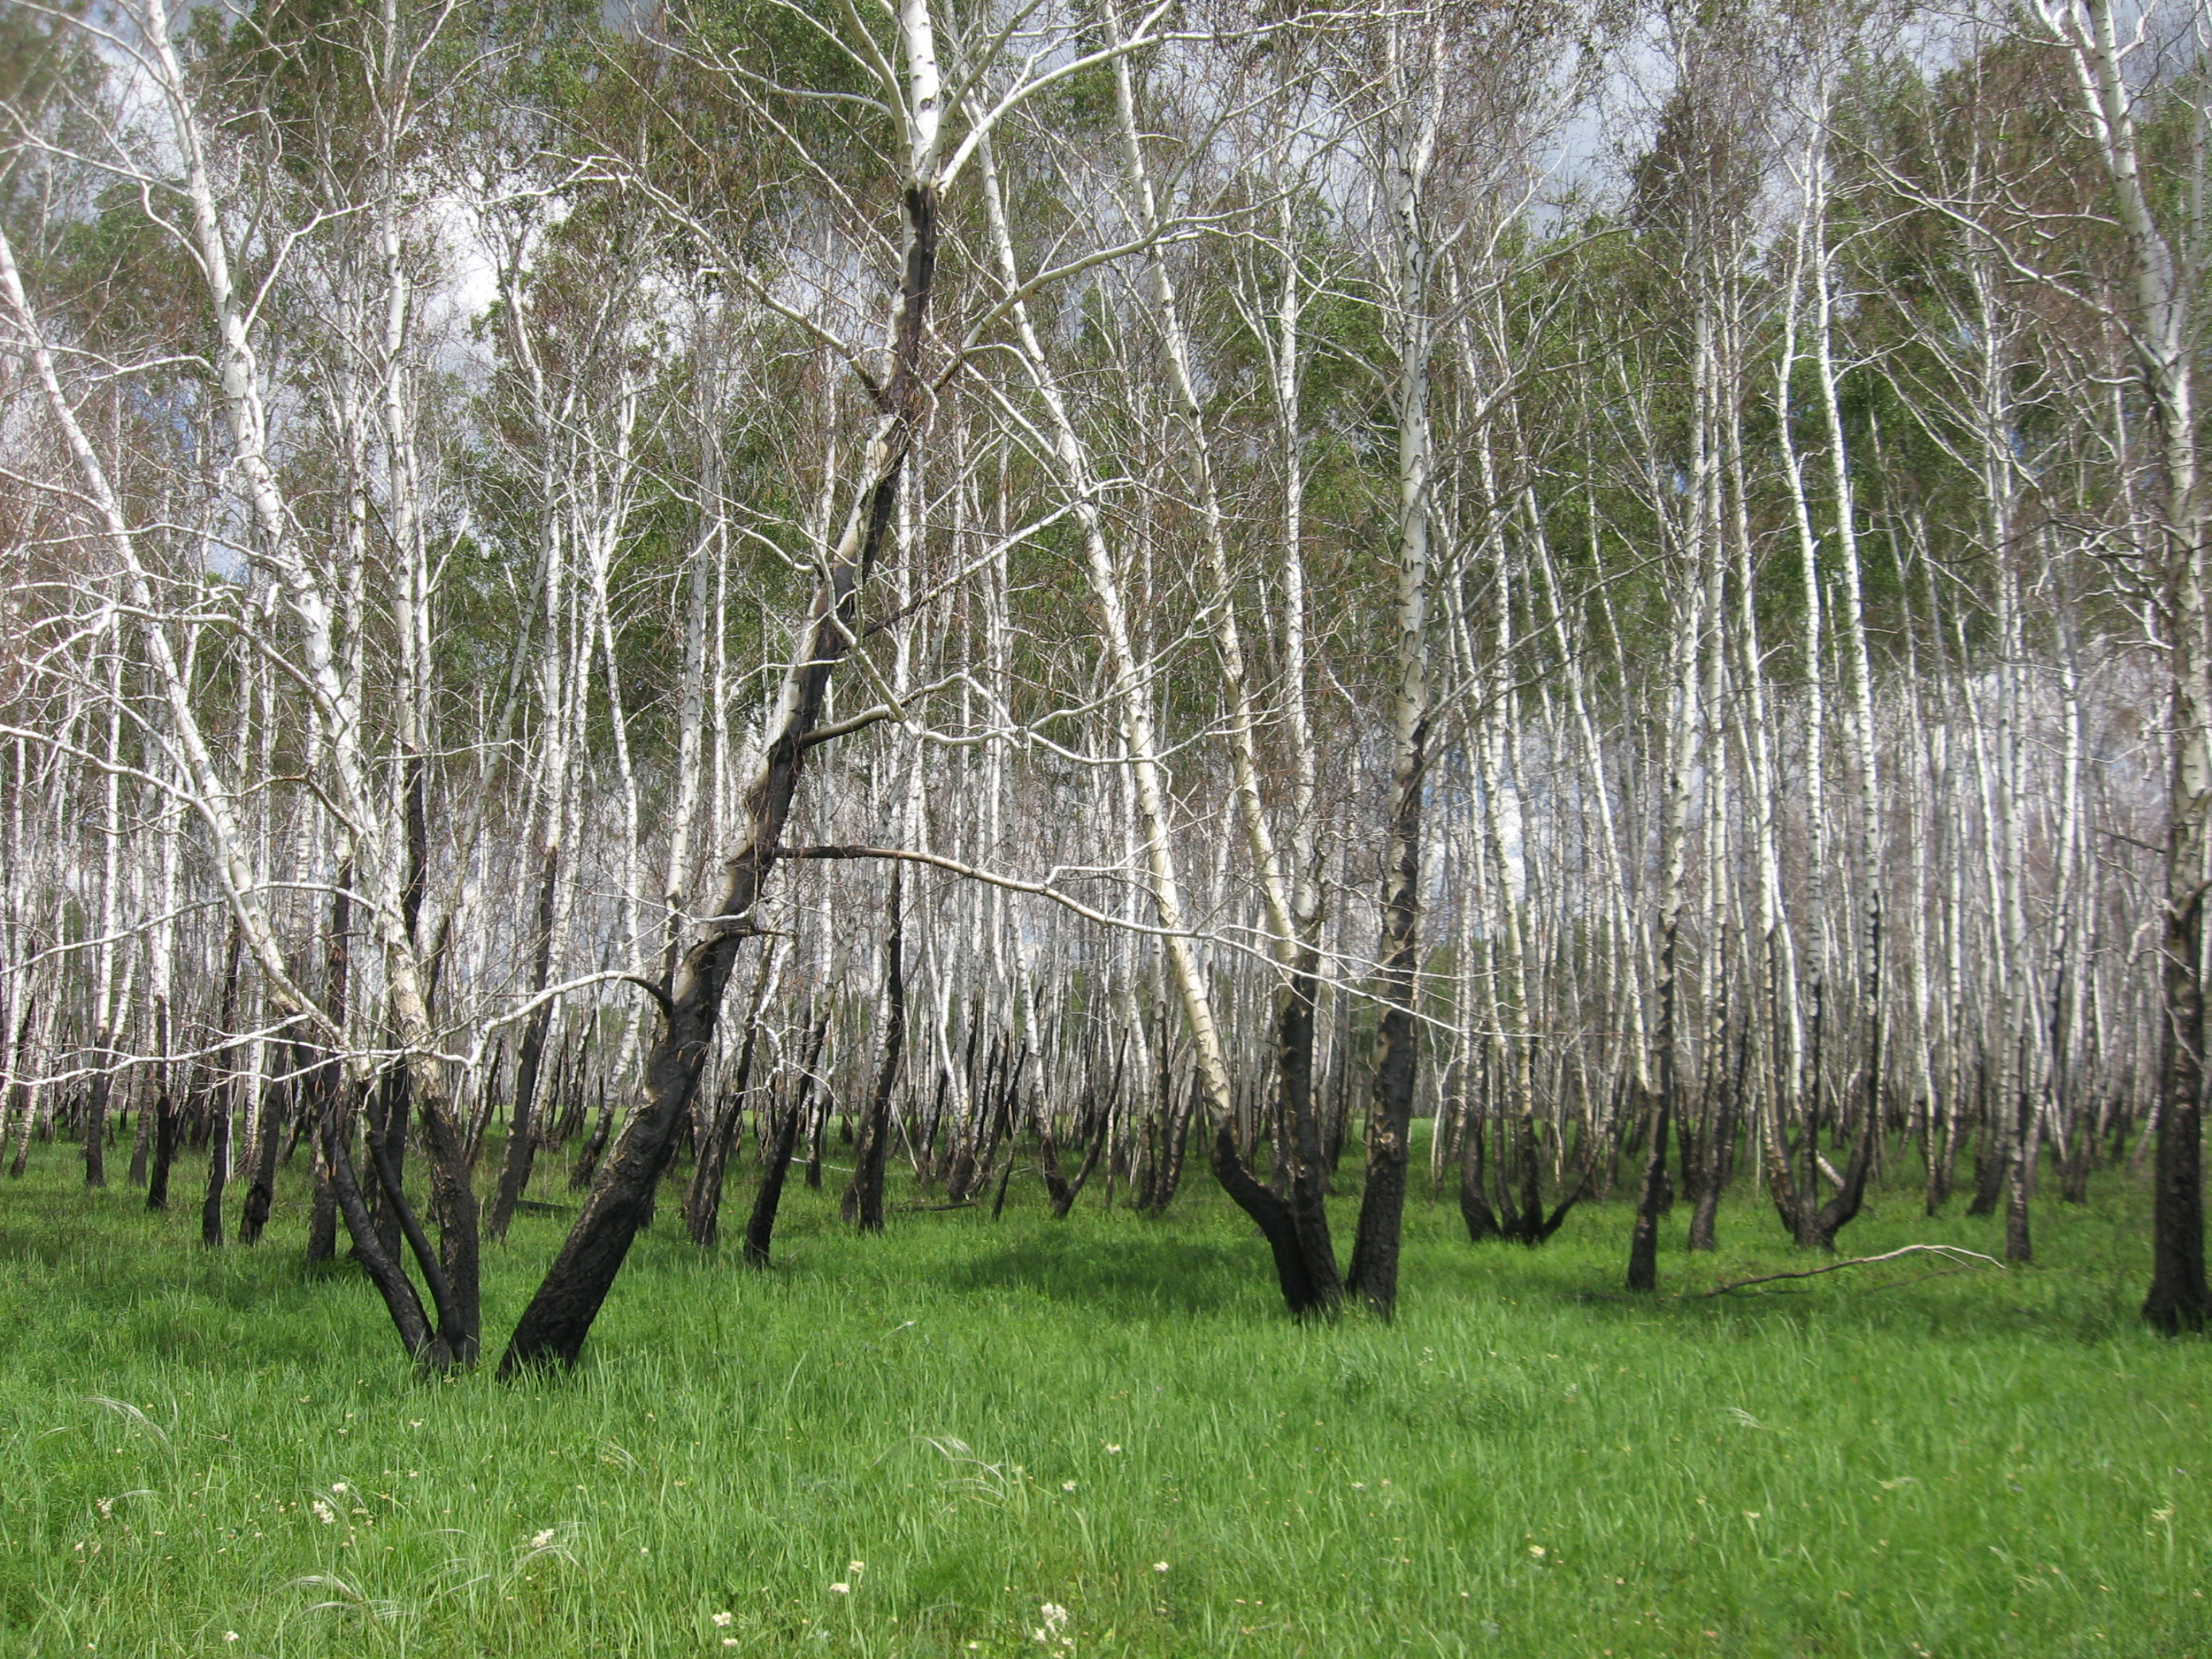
[4, 0, 2211, 1387]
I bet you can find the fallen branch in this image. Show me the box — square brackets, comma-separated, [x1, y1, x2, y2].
[1694, 1244, 2005, 1298]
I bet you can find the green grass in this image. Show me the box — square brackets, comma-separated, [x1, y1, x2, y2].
[0, 1137, 2205, 1658]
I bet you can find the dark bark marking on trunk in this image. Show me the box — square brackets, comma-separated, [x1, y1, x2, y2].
[743, 1011, 830, 1269]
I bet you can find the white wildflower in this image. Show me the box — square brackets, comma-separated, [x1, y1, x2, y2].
[830, 1582, 850, 1595]
[1153, 1562, 1168, 1573]
[712, 1611, 734, 1627]
[1062, 1481, 1078, 1493]
[311, 1499, 337, 1526]
[531, 1529, 557, 1549]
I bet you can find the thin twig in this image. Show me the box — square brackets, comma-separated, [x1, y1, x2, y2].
[1694, 1244, 2005, 1298]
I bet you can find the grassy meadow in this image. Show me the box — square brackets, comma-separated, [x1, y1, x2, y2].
[0, 1136, 2205, 1658]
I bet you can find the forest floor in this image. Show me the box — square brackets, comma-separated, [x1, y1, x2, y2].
[0, 1138, 2205, 1658]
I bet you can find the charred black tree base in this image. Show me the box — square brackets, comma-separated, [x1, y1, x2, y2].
[2142, 1107, 2209, 1330]
[1625, 1098, 1672, 1293]
[1344, 727, 1425, 1321]
[489, 847, 562, 1243]
[843, 868, 905, 1234]
[1211, 1125, 1335, 1318]
[1468, 1115, 1588, 1247]
[1770, 1114, 1880, 1252]
[743, 1099, 805, 1268]
[2145, 883, 2210, 1335]
[145, 1083, 178, 1211]
[199, 1103, 228, 1249]
[743, 1013, 829, 1267]
[686, 1010, 765, 1249]
[320, 1084, 470, 1371]
[237, 1080, 286, 1245]
[1458, 1115, 1499, 1243]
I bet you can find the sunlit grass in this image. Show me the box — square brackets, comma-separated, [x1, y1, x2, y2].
[0, 1132, 2203, 1656]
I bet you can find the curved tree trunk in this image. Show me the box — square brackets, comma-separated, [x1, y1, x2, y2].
[499, 120, 942, 1371]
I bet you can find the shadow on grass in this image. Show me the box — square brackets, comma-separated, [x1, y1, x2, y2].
[942, 1226, 1265, 1318]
